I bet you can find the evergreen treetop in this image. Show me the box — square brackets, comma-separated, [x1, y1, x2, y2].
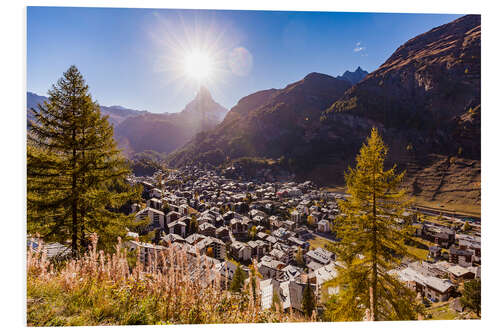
[28, 65, 141, 255]
[326, 127, 421, 321]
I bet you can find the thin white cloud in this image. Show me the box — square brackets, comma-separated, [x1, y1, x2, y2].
[353, 41, 366, 52]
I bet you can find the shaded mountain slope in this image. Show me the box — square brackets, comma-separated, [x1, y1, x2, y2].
[167, 15, 480, 211]
[27, 92, 146, 127]
[114, 87, 227, 156]
[324, 14, 480, 159]
[319, 14, 480, 208]
[167, 73, 351, 166]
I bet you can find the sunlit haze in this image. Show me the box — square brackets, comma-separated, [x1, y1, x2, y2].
[183, 50, 215, 83]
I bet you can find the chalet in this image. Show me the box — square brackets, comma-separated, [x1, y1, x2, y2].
[199, 222, 216, 237]
[27, 239, 71, 260]
[150, 188, 162, 199]
[135, 207, 165, 230]
[147, 197, 162, 210]
[167, 220, 186, 238]
[447, 265, 476, 283]
[198, 213, 215, 225]
[317, 219, 330, 233]
[179, 203, 189, 216]
[449, 246, 474, 267]
[215, 226, 230, 242]
[422, 225, 455, 248]
[250, 209, 267, 220]
[159, 233, 185, 245]
[166, 211, 181, 225]
[259, 279, 304, 313]
[195, 237, 226, 260]
[306, 260, 323, 272]
[291, 210, 301, 224]
[287, 236, 308, 250]
[392, 266, 454, 302]
[428, 246, 442, 259]
[281, 265, 302, 282]
[185, 233, 206, 245]
[305, 247, 335, 266]
[266, 235, 278, 245]
[458, 238, 481, 264]
[253, 215, 266, 226]
[283, 220, 296, 231]
[230, 241, 252, 262]
[312, 262, 338, 296]
[307, 214, 318, 226]
[215, 261, 237, 287]
[269, 248, 288, 263]
[272, 242, 294, 264]
[257, 258, 286, 280]
[256, 231, 269, 241]
[125, 240, 167, 266]
[248, 240, 267, 258]
[272, 227, 290, 240]
[230, 217, 250, 240]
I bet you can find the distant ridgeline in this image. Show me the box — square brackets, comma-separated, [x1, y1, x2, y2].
[113, 87, 227, 157]
[336, 66, 369, 85]
[27, 91, 148, 127]
[27, 86, 228, 159]
[166, 15, 481, 210]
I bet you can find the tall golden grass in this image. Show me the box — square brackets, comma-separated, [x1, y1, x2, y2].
[27, 234, 305, 326]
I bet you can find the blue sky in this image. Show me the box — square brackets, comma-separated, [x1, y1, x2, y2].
[27, 7, 461, 113]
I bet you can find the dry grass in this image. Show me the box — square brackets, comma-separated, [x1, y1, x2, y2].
[405, 245, 429, 261]
[27, 234, 305, 326]
[308, 236, 335, 250]
[413, 199, 480, 219]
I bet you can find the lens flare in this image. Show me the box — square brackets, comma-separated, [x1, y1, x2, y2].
[183, 50, 214, 82]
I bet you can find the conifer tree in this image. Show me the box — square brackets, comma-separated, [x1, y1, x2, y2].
[189, 215, 199, 234]
[326, 127, 421, 321]
[461, 279, 481, 316]
[27, 65, 141, 255]
[230, 264, 246, 293]
[302, 279, 316, 317]
[295, 247, 305, 267]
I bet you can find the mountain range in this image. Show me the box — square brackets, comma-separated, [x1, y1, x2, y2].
[114, 87, 227, 156]
[27, 87, 228, 157]
[336, 66, 369, 85]
[27, 92, 148, 127]
[167, 14, 481, 212]
[27, 14, 481, 212]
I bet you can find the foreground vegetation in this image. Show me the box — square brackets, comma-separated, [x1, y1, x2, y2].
[326, 128, 422, 321]
[27, 235, 305, 326]
[27, 66, 142, 255]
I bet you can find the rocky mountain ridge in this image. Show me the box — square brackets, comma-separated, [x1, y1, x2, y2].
[336, 66, 369, 85]
[167, 15, 481, 211]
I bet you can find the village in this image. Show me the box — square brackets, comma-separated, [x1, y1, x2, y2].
[111, 165, 481, 318]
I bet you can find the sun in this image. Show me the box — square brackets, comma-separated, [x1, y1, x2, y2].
[183, 50, 214, 82]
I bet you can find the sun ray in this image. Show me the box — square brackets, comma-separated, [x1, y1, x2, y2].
[147, 11, 247, 107]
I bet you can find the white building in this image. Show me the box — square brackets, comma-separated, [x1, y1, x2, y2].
[135, 207, 165, 229]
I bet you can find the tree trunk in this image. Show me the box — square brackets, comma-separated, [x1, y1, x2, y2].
[371, 169, 378, 321]
[71, 141, 78, 256]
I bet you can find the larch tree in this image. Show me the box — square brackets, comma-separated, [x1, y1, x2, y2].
[27, 65, 141, 255]
[326, 127, 421, 321]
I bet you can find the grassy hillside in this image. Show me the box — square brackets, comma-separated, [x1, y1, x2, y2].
[27, 235, 304, 326]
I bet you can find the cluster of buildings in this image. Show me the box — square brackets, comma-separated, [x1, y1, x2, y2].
[120, 166, 482, 314]
[124, 167, 345, 314]
[388, 214, 482, 304]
